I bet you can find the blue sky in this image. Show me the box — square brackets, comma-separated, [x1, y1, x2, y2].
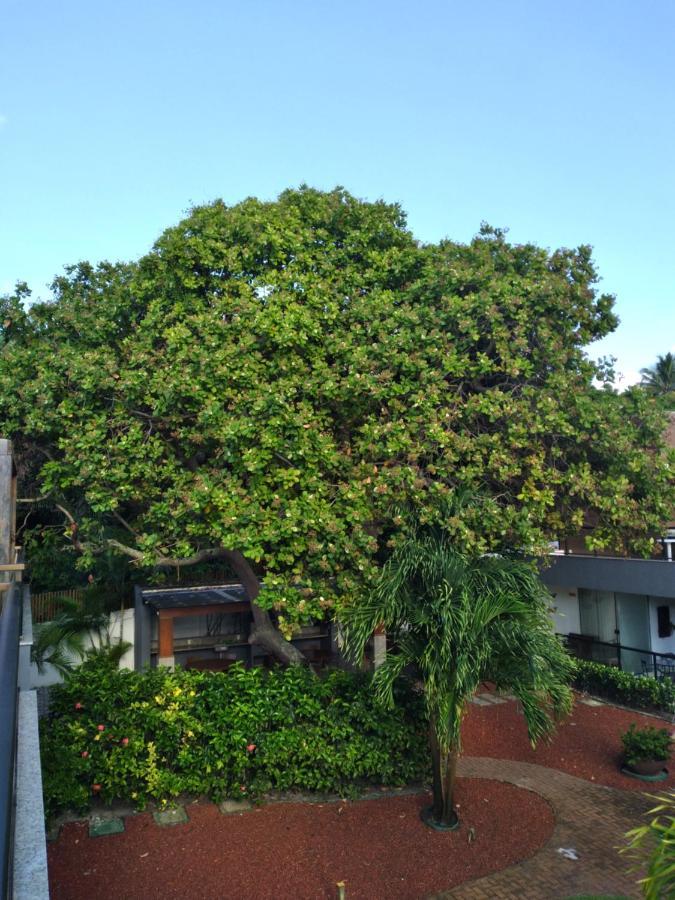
[1, 0, 673, 385]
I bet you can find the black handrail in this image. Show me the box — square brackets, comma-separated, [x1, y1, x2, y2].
[561, 632, 675, 678]
[0, 582, 21, 899]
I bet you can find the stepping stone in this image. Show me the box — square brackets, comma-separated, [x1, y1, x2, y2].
[153, 806, 188, 827]
[470, 697, 493, 706]
[579, 698, 604, 707]
[89, 815, 125, 838]
[218, 799, 253, 814]
[478, 693, 506, 704]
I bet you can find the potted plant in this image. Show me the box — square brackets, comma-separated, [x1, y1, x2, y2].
[621, 724, 672, 780]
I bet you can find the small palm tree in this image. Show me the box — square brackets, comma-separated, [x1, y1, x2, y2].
[640, 353, 675, 396]
[32, 597, 130, 675]
[341, 520, 573, 830]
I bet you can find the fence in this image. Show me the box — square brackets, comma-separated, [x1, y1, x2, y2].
[561, 632, 675, 680]
[31, 589, 85, 623]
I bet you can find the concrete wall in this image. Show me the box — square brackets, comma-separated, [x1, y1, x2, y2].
[548, 585, 580, 634]
[542, 554, 675, 598]
[30, 608, 135, 687]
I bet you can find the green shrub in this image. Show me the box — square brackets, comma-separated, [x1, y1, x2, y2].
[39, 660, 428, 820]
[621, 724, 672, 767]
[572, 660, 675, 713]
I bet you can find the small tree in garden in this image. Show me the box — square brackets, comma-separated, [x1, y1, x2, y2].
[341, 512, 573, 830]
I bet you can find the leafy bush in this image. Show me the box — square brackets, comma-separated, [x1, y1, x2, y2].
[40, 660, 428, 820]
[621, 725, 672, 767]
[623, 790, 675, 899]
[572, 660, 675, 713]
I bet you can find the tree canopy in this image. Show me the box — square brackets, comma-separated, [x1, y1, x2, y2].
[1, 187, 672, 653]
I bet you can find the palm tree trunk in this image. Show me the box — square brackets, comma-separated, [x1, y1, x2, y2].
[426, 716, 459, 830]
[428, 718, 444, 822]
[440, 748, 458, 826]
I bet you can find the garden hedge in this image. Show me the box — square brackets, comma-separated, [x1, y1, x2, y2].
[40, 660, 429, 820]
[573, 659, 675, 714]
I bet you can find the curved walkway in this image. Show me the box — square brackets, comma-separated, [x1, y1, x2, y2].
[434, 757, 655, 900]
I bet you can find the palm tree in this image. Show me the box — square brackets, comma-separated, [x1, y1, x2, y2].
[640, 353, 675, 396]
[341, 520, 573, 831]
[32, 597, 130, 675]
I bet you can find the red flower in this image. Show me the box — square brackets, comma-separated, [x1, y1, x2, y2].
[239, 786, 247, 792]
[74, 702, 83, 710]
[121, 738, 129, 746]
[81, 751, 89, 758]
[97, 724, 105, 732]
[246, 743, 256, 753]
[92, 784, 101, 793]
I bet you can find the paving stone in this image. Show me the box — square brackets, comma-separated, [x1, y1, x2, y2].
[218, 799, 253, 814]
[579, 698, 605, 707]
[430, 757, 654, 899]
[476, 693, 506, 705]
[152, 806, 188, 827]
[89, 815, 125, 838]
[469, 697, 493, 707]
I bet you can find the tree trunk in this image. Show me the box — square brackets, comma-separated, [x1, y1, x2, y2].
[223, 550, 307, 667]
[426, 715, 459, 829]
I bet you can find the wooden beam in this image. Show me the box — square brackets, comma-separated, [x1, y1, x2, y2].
[0, 564, 25, 572]
[158, 613, 174, 662]
[153, 602, 250, 620]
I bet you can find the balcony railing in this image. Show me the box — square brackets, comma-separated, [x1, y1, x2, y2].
[560, 632, 675, 680]
[0, 580, 21, 898]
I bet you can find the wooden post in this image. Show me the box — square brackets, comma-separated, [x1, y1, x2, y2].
[0, 439, 16, 572]
[157, 612, 175, 669]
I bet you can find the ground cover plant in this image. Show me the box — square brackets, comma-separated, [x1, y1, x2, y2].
[39, 658, 428, 820]
[573, 660, 675, 714]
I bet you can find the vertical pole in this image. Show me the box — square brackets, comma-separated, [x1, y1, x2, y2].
[373, 623, 386, 669]
[157, 612, 175, 669]
[0, 440, 15, 571]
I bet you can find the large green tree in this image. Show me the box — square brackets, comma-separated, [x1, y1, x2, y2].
[1, 188, 672, 662]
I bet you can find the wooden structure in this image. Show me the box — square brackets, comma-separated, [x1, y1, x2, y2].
[134, 583, 335, 671]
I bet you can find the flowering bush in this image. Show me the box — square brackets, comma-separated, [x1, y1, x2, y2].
[40, 659, 428, 820]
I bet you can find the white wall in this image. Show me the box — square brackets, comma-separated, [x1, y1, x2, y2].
[30, 608, 135, 688]
[548, 585, 580, 635]
[648, 596, 675, 656]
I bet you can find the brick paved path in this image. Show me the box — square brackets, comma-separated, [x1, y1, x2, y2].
[434, 757, 653, 900]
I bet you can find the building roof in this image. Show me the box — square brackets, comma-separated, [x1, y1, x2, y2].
[141, 583, 248, 612]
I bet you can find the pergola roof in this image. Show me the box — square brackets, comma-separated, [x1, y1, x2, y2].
[141, 583, 248, 612]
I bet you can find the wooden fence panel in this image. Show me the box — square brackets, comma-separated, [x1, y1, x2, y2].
[31, 589, 86, 624]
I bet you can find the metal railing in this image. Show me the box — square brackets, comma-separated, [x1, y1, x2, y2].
[0, 581, 21, 898]
[560, 632, 675, 679]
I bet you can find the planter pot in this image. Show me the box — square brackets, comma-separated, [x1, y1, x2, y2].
[621, 758, 668, 781]
[628, 758, 667, 776]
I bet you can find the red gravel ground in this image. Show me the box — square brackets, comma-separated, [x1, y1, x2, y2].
[48, 779, 553, 900]
[462, 693, 675, 791]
